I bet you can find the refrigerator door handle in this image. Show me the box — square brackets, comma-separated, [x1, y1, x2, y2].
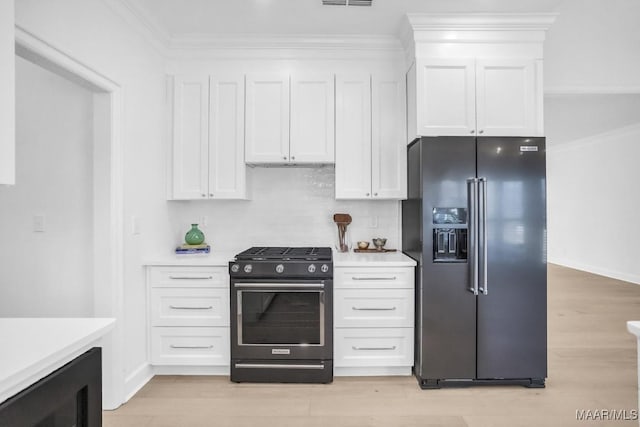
[467, 178, 479, 295]
[478, 178, 488, 295]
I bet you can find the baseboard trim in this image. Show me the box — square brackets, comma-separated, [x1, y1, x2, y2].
[123, 363, 154, 403]
[334, 366, 412, 377]
[549, 258, 640, 285]
[153, 365, 230, 376]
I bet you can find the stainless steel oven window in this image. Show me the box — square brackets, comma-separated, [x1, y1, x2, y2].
[236, 284, 325, 347]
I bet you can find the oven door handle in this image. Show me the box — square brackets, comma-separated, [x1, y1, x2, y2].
[233, 283, 325, 289]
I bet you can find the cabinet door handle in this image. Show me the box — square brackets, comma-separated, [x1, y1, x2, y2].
[470, 130, 475, 134]
[352, 306, 397, 311]
[168, 275, 213, 280]
[478, 130, 484, 134]
[352, 346, 396, 351]
[351, 276, 397, 281]
[170, 345, 213, 349]
[169, 305, 213, 310]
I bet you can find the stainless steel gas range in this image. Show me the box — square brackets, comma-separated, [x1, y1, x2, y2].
[228, 247, 333, 383]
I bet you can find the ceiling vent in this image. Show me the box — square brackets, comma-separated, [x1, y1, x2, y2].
[322, 0, 372, 6]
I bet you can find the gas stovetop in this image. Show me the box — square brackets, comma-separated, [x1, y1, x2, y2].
[230, 247, 333, 278]
[235, 247, 332, 261]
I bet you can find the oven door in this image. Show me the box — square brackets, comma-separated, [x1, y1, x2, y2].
[230, 279, 333, 360]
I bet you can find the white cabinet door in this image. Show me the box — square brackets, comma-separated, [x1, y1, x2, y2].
[171, 75, 209, 200]
[416, 58, 476, 136]
[245, 73, 290, 163]
[290, 73, 335, 163]
[475, 59, 539, 136]
[209, 75, 246, 199]
[0, 0, 14, 185]
[406, 62, 417, 144]
[335, 74, 372, 199]
[372, 73, 406, 199]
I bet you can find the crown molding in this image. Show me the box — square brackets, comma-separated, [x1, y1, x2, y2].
[545, 86, 640, 96]
[405, 13, 558, 31]
[401, 13, 558, 51]
[106, 0, 403, 59]
[103, 0, 171, 55]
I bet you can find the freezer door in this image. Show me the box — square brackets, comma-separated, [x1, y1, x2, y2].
[476, 137, 547, 380]
[417, 137, 477, 380]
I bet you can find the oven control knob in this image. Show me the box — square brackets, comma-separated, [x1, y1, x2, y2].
[231, 264, 240, 273]
[321, 264, 329, 273]
[308, 264, 316, 273]
[243, 264, 253, 273]
[275, 264, 284, 274]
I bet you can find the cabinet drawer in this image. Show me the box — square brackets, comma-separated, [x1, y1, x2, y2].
[148, 266, 228, 288]
[334, 328, 413, 367]
[334, 288, 414, 328]
[150, 327, 229, 366]
[150, 288, 229, 327]
[335, 268, 414, 289]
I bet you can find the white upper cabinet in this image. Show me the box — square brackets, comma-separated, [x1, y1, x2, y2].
[290, 73, 335, 163]
[245, 73, 290, 163]
[335, 74, 372, 199]
[245, 72, 335, 164]
[336, 73, 406, 200]
[372, 73, 407, 199]
[475, 59, 538, 137]
[0, 0, 15, 185]
[208, 74, 246, 199]
[170, 74, 246, 200]
[404, 14, 554, 139]
[416, 59, 476, 137]
[413, 58, 541, 138]
[171, 75, 209, 200]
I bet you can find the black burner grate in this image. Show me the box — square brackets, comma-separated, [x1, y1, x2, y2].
[236, 247, 332, 261]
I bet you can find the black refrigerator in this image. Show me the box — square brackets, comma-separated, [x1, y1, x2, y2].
[402, 136, 547, 389]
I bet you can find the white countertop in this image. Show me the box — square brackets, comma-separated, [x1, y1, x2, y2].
[145, 250, 417, 267]
[628, 321, 640, 337]
[144, 251, 236, 266]
[333, 250, 417, 267]
[0, 317, 115, 404]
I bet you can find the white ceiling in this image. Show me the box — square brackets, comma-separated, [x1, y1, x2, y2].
[126, 0, 563, 39]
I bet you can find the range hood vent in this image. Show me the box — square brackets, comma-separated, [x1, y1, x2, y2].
[322, 0, 372, 6]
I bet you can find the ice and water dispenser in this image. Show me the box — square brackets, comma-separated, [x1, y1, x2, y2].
[432, 208, 468, 262]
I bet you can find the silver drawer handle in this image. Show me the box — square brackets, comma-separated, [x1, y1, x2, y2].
[168, 275, 213, 280]
[352, 306, 397, 311]
[169, 305, 213, 310]
[352, 276, 397, 281]
[234, 363, 325, 370]
[170, 345, 213, 349]
[352, 346, 397, 351]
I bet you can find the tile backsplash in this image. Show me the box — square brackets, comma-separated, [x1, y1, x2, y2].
[167, 166, 401, 253]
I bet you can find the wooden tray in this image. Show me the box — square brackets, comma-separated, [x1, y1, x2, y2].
[353, 248, 397, 253]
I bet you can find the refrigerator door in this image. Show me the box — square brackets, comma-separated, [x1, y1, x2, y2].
[416, 137, 477, 381]
[476, 137, 547, 380]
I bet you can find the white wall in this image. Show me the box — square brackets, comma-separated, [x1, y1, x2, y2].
[544, 0, 640, 283]
[166, 167, 400, 254]
[0, 56, 95, 316]
[15, 0, 168, 401]
[545, 0, 640, 91]
[0, 0, 15, 184]
[545, 95, 640, 284]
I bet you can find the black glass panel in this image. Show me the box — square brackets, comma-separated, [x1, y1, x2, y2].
[432, 207, 467, 225]
[241, 291, 321, 345]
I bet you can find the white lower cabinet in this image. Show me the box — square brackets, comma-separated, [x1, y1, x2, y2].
[147, 266, 230, 369]
[334, 266, 415, 376]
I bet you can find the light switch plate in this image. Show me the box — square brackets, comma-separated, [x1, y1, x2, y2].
[33, 214, 45, 232]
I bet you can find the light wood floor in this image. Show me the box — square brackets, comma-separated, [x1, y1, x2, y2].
[104, 264, 640, 426]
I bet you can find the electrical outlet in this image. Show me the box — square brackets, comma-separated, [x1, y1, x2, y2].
[132, 216, 141, 235]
